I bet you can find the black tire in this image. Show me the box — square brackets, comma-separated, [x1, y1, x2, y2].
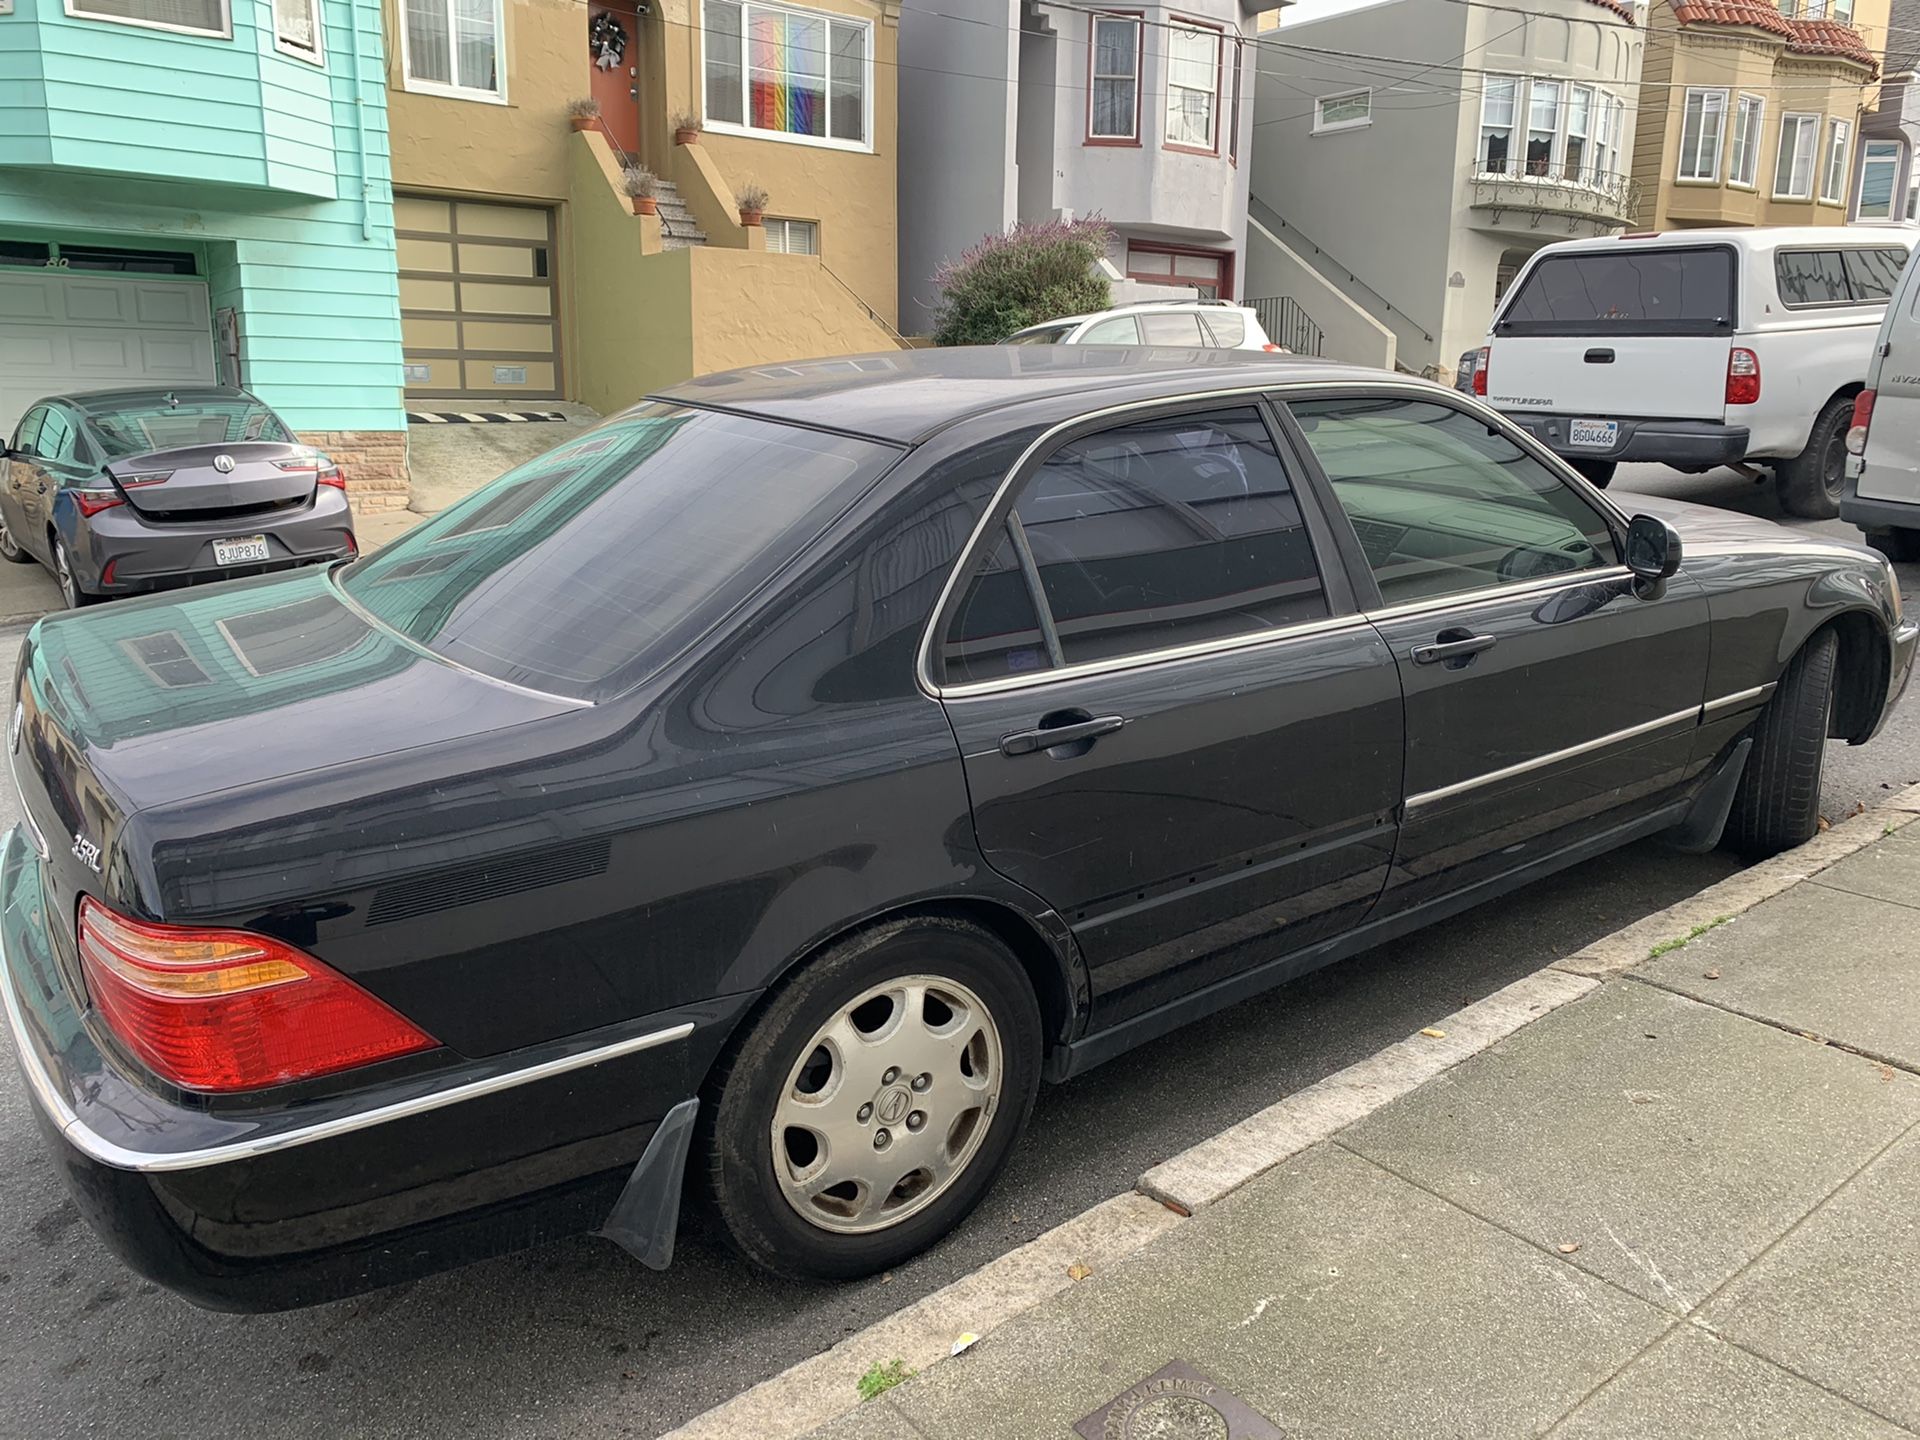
[1569, 459, 1616, 489]
[52, 538, 96, 609]
[1723, 629, 1838, 859]
[698, 916, 1043, 1281]
[0, 518, 32, 565]
[1774, 395, 1853, 520]
[1866, 528, 1920, 563]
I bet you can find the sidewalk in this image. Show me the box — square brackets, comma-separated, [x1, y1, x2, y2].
[807, 805, 1920, 1440]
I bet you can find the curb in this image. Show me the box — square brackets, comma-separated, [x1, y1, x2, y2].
[659, 787, 1920, 1440]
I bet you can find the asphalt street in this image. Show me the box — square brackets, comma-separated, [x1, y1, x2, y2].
[0, 464, 1913, 1440]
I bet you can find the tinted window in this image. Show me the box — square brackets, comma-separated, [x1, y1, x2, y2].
[1776, 250, 1852, 307]
[1081, 316, 1141, 345]
[12, 408, 46, 457]
[1291, 396, 1616, 606]
[1139, 312, 1208, 345]
[948, 408, 1328, 673]
[340, 404, 898, 701]
[1841, 246, 1909, 303]
[1500, 247, 1734, 334]
[85, 395, 294, 459]
[1006, 326, 1071, 346]
[35, 408, 77, 465]
[941, 528, 1057, 686]
[1202, 311, 1246, 347]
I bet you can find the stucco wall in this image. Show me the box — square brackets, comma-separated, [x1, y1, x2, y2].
[1244, 219, 1397, 369]
[688, 249, 899, 375]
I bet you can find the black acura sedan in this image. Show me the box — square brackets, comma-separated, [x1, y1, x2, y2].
[2, 349, 1913, 1311]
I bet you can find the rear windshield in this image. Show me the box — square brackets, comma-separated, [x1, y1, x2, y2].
[337, 403, 899, 702]
[1498, 246, 1735, 336]
[85, 396, 294, 459]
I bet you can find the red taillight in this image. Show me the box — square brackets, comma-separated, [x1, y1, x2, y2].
[1727, 348, 1761, 407]
[318, 464, 347, 490]
[77, 898, 437, 1093]
[73, 490, 123, 517]
[1261, 343, 1282, 353]
[1472, 346, 1490, 397]
[1848, 389, 1876, 455]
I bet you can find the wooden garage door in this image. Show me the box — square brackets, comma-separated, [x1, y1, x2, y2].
[396, 197, 562, 401]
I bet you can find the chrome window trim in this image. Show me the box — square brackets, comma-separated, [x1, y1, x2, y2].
[0, 906, 693, 1174]
[916, 376, 1629, 701]
[1407, 704, 1701, 812]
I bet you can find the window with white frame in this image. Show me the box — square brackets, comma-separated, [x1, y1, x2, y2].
[1088, 15, 1142, 141]
[1526, 80, 1561, 176]
[403, 0, 501, 97]
[1479, 76, 1518, 173]
[703, 0, 871, 148]
[1859, 139, 1903, 219]
[1167, 22, 1222, 149]
[1592, 89, 1614, 179]
[64, 0, 229, 37]
[1776, 112, 1818, 198]
[763, 218, 818, 254]
[1564, 85, 1593, 181]
[1728, 93, 1764, 188]
[1677, 88, 1727, 181]
[1314, 89, 1371, 134]
[1822, 118, 1851, 203]
[273, 0, 321, 61]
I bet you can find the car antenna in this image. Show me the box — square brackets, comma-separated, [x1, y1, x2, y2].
[164, 391, 179, 409]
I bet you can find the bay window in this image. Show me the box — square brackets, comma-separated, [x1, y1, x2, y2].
[1859, 140, 1903, 220]
[403, 0, 502, 98]
[703, 0, 871, 149]
[1479, 76, 1517, 174]
[1088, 15, 1142, 141]
[1526, 81, 1561, 176]
[1728, 94, 1764, 188]
[1677, 88, 1727, 182]
[1564, 85, 1592, 182]
[1776, 112, 1818, 199]
[1166, 22, 1222, 151]
[1822, 119, 1851, 203]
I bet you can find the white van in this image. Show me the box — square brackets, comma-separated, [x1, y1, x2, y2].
[1842, 244, 1920, 560]
[1473, 227, 1911, 518]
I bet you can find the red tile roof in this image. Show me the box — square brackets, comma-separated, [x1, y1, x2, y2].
[1584, 0, 1638, 22]
[1785, 17, 1879, 69]
[1670, 1, 1792, 38]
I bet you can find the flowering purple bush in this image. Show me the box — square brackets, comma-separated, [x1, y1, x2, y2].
[931, 218, 1114, 346]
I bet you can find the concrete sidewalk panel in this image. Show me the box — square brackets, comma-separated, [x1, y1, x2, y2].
[1801, 824, 1920, 910]
[831, 1145, 1665, 1440]
[1704, 1127, 1920, 1432]
[1552, 1325, 1910, 1439]
[1640, 884, 1920, 1071]
[1339, 981, 1920, 1315]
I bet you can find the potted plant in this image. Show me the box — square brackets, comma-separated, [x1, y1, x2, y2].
[567, 97, 602, 133]
[671, 109, 701, 146]
[736, 182, 769, 228]
[622, 166, 659, 216]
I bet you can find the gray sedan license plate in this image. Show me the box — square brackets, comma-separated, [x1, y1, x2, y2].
[213, 535, 271, 566]
[1568, 419, 1619, 450]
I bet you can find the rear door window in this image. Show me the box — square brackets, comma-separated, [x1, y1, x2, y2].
[1499, 246, 1735, 335]
[1201, 311, 1246, 347]
[34, 408, 77, 466]
[1080, 316, 1142, 345]
[939, 407, 1330, 680]
[1138, 312, 1208, 346]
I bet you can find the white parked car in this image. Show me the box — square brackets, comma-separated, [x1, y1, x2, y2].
[1843, 240, 1920, 560]
[1003, 300, 1284, 352]
[1472, 227, 1911, 517]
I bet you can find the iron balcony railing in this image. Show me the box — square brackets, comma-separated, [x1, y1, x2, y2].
[1466, 162, 1642, 226]
[1249, 296, 1324, 356]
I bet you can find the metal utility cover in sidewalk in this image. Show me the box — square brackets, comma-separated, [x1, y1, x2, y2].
[1073, 1359, 1286, 1439]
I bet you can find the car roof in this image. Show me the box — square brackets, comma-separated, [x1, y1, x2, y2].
[1527, 226, 1914, 259]
[652, 347, 1366, 444]
[54, 385, 262, 415]
[1011, 302, 1250, 334]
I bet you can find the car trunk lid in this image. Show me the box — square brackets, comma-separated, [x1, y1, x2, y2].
[106, 442, 317, 520]
[1488, 242, 1738, 423]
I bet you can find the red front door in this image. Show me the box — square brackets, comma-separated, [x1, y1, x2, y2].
[589, 1, 642, 157]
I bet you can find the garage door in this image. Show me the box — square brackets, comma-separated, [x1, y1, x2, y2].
[396, 197, 562, 402]
[0, 272, 216, 441]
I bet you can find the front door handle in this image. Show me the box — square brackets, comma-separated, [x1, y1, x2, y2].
[1410, 630, 1498, 667]
[999, 714, 1126, 757]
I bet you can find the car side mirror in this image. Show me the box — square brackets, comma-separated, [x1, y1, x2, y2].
[1625, 514, 1683, 589]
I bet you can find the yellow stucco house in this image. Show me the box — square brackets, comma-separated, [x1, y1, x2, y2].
[1631, 0, 1887, 228]
[381, 0, 902, 414]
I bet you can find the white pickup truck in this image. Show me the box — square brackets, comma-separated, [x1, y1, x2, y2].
[1473, 227, 1911, 518]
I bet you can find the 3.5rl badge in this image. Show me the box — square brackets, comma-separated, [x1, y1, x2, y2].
[71, 833, 101, 873]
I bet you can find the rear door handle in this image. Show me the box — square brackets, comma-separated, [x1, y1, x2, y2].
[999, 715, 1125, 757]
[1410, 631, 1498, 666]
[1584, 348, 1615, 364]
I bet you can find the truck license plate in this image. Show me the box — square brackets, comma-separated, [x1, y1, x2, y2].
[213, 535, 271, 566]
[1569, 419, 1618, 450]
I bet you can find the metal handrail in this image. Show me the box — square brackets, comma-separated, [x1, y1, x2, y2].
[1247, 195, 1435, 344]
[1249, 296, 1325, 356]
[818, 258, 910, 346]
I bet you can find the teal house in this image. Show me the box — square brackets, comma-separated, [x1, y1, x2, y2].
[0, 0, 409, 507]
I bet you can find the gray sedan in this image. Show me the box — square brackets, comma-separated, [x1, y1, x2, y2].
[0, 387, 357, 608]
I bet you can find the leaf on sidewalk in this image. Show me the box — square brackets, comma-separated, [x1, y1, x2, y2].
[1818, 816, 1832, 831]
[1703, 968, 1721, 981]
[1557, 1242, 1581, 1254]
[1420, 1027, 1447, 1040]
[1881, 1064, 1896, 1084]
[1067, 1263, 1093, 1282]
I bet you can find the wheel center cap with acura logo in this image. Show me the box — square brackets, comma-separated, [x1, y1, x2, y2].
[875, 1086, 912, 1125]
[212, 454, 236, 473]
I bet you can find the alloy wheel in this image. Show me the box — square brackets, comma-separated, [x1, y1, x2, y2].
[54, 543, 78, 609]
[0, 523, 18, 562]
[771, 974, 1003, 1235]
